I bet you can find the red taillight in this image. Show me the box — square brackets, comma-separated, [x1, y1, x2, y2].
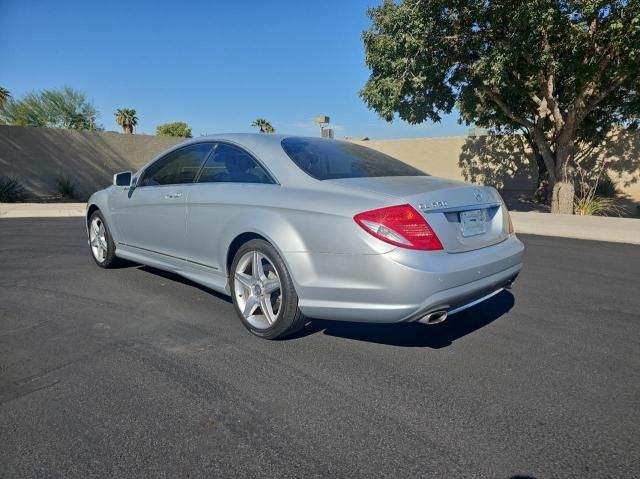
[354, 204, 443, 251]
[504, 206, 514, 234]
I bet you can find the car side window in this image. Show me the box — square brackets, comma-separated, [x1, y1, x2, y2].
[197, 143, 274, 184]
[140, 143, 213, 187]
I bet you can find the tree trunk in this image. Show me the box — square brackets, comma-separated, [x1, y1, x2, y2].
[528, 138, 549, 203]
[533, 166, 550, 203]
[551, 181, 575, 214]
[549, 137, 576, 214]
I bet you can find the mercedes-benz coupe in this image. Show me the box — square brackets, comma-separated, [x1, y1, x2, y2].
[87, 134, 524, 339]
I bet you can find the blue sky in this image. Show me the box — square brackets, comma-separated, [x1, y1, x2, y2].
[0, 0, 469, 139]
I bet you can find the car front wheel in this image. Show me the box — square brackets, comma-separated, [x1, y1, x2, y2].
[88, 210, 117, 268]
[230, 239, 306, 339]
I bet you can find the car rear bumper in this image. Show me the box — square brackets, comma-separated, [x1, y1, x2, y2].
[287, 235, 524, 323]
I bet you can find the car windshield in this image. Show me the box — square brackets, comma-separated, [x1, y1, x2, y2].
[281, 137, 428, 180]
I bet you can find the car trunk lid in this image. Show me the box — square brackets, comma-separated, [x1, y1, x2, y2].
[328, 176, 509, 253]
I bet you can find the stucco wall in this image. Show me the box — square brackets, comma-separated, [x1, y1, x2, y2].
[351, 131, 640, 201]
[0, 125, 184, 198]
[1, 125, 638, 201]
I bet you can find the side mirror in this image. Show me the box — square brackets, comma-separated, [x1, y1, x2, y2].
[113, 171, 132, 187]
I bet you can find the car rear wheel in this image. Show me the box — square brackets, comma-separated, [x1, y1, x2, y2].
[88, 211, 117, 268]
[230, 239, 306, 339]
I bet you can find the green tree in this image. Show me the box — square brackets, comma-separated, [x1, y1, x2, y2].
[156, 121, 192, 138]
[251, 118, 275, 133]
[0, 86, 10, 111]
[361, 0, 640, 214]
[115, 108, 138, 134]
[0, 87, 100, 130]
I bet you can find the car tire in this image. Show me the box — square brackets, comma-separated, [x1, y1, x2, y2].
[88, 210, 118, 268]
[230, 239, 306, 339]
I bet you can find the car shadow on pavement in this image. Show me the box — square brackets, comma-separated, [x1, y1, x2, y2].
[137, 265, 233, 303]
[293, 290, 515, 348]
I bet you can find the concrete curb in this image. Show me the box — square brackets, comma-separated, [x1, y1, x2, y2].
[0, 203, 86, 218]
[510, 211, 639, 245]
[1, 203, 638, 245]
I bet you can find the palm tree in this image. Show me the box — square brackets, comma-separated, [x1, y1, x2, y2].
[0, 86, 11, 110]
[115, 108, 138, 134]
[251, 118, 275, 133]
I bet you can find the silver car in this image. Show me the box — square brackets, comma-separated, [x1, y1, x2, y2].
[87, 134, 524, 339]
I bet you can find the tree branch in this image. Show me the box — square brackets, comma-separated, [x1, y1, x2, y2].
[583, 75, 629, 116]
[478, 86, 535, 129]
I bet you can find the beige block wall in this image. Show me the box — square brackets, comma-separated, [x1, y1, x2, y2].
[0, 125, 184, 199]
[351, 131, 640, 201]
[350, 134, 539, 192]
[1, 125, 638, 202]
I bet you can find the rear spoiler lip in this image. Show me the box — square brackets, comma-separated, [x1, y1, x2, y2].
[415, 201, 502, 214]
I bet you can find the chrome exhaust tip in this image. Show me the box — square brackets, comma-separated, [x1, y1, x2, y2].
[417, 310, 448, 325]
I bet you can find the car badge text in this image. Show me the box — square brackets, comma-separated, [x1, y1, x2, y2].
[418, 200, 448, 210]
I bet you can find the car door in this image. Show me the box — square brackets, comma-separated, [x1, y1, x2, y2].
[186, 142, 277, 271]
[111, 142, 214, 262]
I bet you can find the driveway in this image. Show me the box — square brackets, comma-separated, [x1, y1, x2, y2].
[1, 218, 638, 478]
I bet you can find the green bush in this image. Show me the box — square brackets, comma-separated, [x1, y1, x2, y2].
[0, 176, 26, 202]
[56, 176, 78, 199]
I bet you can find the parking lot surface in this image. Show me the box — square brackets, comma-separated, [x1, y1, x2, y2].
[1, 218, 639, 478]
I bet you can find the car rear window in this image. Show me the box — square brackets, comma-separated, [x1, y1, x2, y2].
[280, 137, 428, 180]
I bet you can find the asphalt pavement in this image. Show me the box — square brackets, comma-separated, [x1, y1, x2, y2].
[1, 218, 638, 478]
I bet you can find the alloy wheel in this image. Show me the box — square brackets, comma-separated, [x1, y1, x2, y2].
[233, 250, 282, 329]
[89, 217, 108, 263]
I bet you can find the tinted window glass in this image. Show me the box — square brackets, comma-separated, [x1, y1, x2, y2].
[281, 137, 427, 180]
[197, 143, 274, 184]
[141, 143, 213, 186]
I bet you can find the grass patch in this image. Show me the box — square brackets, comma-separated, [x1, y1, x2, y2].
[574, 190, 626, 217]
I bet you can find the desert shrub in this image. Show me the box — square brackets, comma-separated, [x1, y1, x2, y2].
[0, 176, 26, 202]
[574, 190, 626, 217]
[56, 175, 78, 199]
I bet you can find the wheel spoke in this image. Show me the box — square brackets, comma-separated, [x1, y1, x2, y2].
[260, 295, 276, 324]
[90, 236, 99, 247]
[92, 221, 100, 236]
[262, 278, 280, 295]
[242, 296, 259, 318]
[252, 251, 265, 280]
[235, 272, 254, 289]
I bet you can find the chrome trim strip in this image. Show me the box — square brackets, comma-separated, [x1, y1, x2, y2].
[447, 287, 504, 316]
[420, 202, 501, 214]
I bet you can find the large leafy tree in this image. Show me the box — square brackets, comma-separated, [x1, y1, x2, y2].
[0, 87, 100, 130]
[156, 121, 192, 138]
[361, 0, 640, 213]
[115, 108, 138, 134]
[251, 118, 275, 133]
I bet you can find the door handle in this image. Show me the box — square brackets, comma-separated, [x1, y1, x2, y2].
[164, 192, 182, 199]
